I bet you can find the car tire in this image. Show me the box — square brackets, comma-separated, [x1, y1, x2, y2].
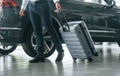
[0, 44, 17, 55]
[22, 27, 55, 58]
[117, 41, 120, 47]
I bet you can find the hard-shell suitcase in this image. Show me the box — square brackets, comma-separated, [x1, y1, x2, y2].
[59, 20, 98, 61]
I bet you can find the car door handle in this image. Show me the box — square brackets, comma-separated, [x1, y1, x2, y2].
[92, 12, 102, 16]
[87, 5, 95, 9]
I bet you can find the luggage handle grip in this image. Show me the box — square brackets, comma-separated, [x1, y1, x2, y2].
[55, 9, 70, 32]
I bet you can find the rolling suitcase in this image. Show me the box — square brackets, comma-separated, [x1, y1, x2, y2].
[58, 11, 98, 61]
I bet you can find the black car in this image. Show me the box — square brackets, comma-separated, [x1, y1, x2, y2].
[0, 0, 120, 58]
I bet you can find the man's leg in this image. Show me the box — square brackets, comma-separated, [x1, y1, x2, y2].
[29, 8, 45, 63]
[39, 2, 64, 62]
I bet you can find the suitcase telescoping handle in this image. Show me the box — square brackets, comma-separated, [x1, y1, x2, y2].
[55, 9, 70, 32]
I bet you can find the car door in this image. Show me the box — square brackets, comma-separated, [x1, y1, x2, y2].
[0, 0, 23, 43]
[83, 0, 120, 41]
[60, 0, 92, 24]
[0, 0, 21, 27]
[60, 0, 120, 41]
[87, 0, 120, 29]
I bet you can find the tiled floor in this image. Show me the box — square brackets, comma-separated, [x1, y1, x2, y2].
[1, 43, 120, 76]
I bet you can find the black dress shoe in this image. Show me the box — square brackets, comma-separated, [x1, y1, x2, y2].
[55, 52, 64, 62]
[29, 54, 45, 63]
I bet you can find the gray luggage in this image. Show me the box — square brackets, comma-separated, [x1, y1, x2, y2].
[59, 21, 98, 61]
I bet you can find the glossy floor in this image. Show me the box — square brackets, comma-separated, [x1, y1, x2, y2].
[1, 43, 120, 76]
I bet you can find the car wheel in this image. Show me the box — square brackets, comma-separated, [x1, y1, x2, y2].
[22, 27, 55, 58]
[0, 44, 17, 55]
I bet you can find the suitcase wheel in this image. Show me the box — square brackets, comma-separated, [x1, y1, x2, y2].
[94, 52, 99, 56]
[87, 58, 93, 62]
[73, 57, 77, 61]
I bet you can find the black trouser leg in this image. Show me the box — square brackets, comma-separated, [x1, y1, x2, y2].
[36, 1, 64, 62]
[36, 2, 63, 53]
[28, 0, 64, 62]
[28, 3, 45, 63]
[29, 9, 44, 54]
